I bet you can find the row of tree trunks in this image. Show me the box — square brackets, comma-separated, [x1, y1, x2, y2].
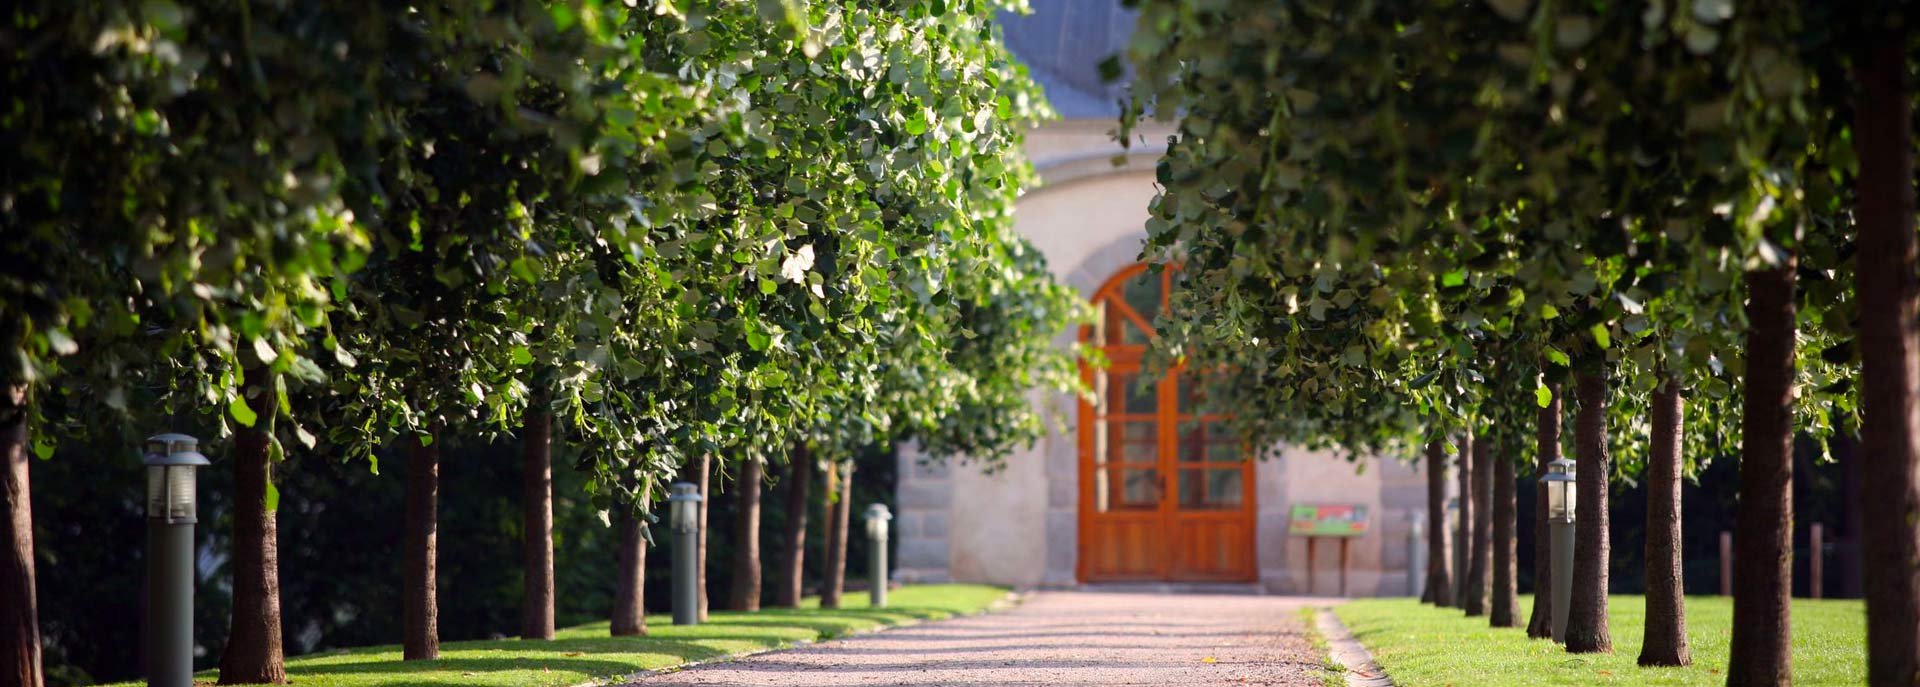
[1853, 21, 1920, 686]
[1564, 368, 1612, 653]
[1422, 439, 1454, 607]
[729, 457, 763, 611]
[1728, 259, 1797, 685]
[610, 509, 648, 636]
[688, 455, 710, 621]
[520, 399, 556, 641]
[1527, 378, 1562, 639]
[1451, 429, 1466, 606]
[1640, 377, 1691, 667]
[1464, 434, 1492, 616]
[772, 449, 813, 608]
[403, 431, 441, 661]
[1, 386, 42, 687]
[1489, 447, 1519, 628]
[822, 461, 854, 608]
[220, 374, 287, 683]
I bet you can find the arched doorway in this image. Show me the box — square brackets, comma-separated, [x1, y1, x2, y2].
[1077, 264, 1257, 582]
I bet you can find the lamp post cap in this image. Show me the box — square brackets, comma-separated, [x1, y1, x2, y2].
[1542, 457, 1577, 480]
[666, 482, 703, 502]
[864, 503, 892, 520]
[143, 433, 210, 466]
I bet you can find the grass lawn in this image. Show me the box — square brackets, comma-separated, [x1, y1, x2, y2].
[131, 584, 1009, 687]
[1333, 595, 1864, 686]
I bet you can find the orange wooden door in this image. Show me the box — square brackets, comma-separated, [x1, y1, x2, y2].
[1078, 265, 1256, 583]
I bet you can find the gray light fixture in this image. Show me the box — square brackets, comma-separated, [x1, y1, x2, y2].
[1541, 457, 1576, 643]
[864, 504, 892, 608]
[144, 433, 209, 687]
[667, 482, 703, 626]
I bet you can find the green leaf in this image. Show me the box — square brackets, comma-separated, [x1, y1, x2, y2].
[229, 394, 259, 428]
[1590, 324, 1611, 350]
[265, 479, 280, 512]
[511, 346, 535, 366]
[1535, 383, 1553, 408]
[1546, 347, 1571, 366]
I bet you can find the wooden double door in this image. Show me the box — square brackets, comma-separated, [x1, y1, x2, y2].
[1077, 265, 1257, 582]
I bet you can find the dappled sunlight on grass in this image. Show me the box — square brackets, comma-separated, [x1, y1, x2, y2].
[1334, 595, 1863, 686]
[119, 584, 1008, 687]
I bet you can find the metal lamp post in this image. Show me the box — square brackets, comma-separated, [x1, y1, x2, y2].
[667, 482, 703, 626]
[1542, 457, 1576, 644]
[864, 504, 892, 608]
[144, 433, 209, 687]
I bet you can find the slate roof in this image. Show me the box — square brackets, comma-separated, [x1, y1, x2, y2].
[998, 0, 1138, 120]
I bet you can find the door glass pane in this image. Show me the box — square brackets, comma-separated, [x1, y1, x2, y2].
[1106, 371, 1158, 416]
[1177, 468, 1244, 509]
[1179, 420, 1245, 463]
[1095, 466, 1160, 511]
[1104, 421, 1157, 464]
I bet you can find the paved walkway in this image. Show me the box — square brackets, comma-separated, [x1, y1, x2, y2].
[627, 591, 1323, 686]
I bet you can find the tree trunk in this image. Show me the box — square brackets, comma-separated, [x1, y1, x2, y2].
[1728, 259, 1796, 685]
[1423, 439, 1454, 607]
[822, 460, 854, 609]
[1640, 377, 1691, 667]
[520, 401, 555, 641]
[1854, 23, 1920, 686]
[1465, 434, 1493, 616]
[1564, 368, 1612, 653]
[0, 386, 42, 687]
[728, 457, 763, 611]
[610, 509, 647, 636]
[219, 372, 286, 684]
[772, 447, 813, 608]
[1528, 378, 1562, 639]
[403, 432, 440, 660]
[1491, 447, 1519, 628]
[1454, 430, 1474, 610]
[683, 454, 710, 621]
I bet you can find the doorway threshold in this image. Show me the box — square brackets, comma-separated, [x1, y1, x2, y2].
[1071, 581, 1265, 595]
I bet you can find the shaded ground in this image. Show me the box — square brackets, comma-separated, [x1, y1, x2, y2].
[628, 591, 1322, 686]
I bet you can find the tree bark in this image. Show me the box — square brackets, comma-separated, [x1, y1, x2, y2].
[0, 386, 42, 687]
[684, 454, 710, 621]
[1728, 259, 1796, 685]
[1454, 429, 1474, 610]
[822, 460, 854, 609]
[772, 447, 813, 608]
[1528, 378, 1562, 639]
[403, 432, 440, 661]
[728, 457, 763, 611]
[1491, 446, 1519, 628]
[1564, 368, 1612, 653]
[1465, 434, 1493, 616]
[1854, 23, 1920, 686]
[520, 400, 555, 641]
[610, 509, 647, 636]
[1640, 377, 1691, 667]
[219, 372, 287, 684]
[1423, 439, 1454, 607]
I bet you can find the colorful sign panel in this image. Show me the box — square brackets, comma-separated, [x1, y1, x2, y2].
[1288, 503, 1370, 537]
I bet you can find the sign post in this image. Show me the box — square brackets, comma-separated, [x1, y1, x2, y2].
[1289, 504, 1369, 597]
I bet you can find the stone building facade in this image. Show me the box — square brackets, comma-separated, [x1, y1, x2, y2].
[891, 0, 1439, 595]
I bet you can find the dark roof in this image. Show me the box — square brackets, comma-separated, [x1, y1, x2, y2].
[998, 0, 1137, 119]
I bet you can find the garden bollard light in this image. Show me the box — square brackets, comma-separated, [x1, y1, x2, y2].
[865, 504, 892, 608]
[668, 482, 703, 626]
[144, 433, 209, 687]
[1542, 456, 1576, 644]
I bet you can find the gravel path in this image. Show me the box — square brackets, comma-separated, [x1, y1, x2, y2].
[625, 590, 1323, 686]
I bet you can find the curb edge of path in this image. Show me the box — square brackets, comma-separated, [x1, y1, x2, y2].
[582, 589, 1030, 687]
[1314, 607, 1394, 687]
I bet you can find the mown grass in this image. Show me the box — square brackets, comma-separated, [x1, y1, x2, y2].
[1334, 594, 1864, 686]
[1297, 606, 1348, 687]
[128, 584, 1009, 687]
